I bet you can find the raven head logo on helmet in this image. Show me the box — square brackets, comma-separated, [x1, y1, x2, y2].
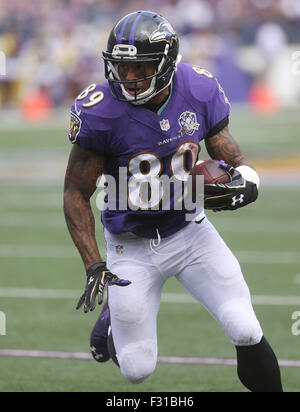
[102, 11, 181, 105]
[149, 22, 178, 46]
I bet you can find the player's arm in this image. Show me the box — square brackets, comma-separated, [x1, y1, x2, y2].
[204, 126, 260, 211]
[64, 142, 104, 270]
[205, 126, 251, 168]
[64, 143, 131, 312]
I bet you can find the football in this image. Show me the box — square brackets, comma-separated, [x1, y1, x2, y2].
[191, 159, 231, 185]
[190, 160, 231, 203]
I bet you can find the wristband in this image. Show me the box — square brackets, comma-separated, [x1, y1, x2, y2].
[236, 166, 260, 189]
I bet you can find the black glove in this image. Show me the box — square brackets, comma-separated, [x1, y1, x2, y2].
[76, 262, 131, 313]
[204, 160, 258, 212]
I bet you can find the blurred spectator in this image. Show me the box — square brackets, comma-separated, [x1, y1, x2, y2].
[0, 0, 299, 115]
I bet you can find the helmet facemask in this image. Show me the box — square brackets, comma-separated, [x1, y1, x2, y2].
[103, 44, 178, 105]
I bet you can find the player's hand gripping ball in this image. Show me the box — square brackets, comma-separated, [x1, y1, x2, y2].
[191, 160, 258, 211]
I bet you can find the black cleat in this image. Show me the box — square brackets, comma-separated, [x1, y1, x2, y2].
[90, 302, 110, 363]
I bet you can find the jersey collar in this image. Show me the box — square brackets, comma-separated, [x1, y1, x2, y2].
[157, 81, 174, 116]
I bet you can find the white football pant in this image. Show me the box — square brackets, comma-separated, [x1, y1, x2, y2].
[104, 218, 263, 384]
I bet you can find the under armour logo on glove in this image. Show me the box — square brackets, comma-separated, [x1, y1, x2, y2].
[88, 276, 95, 285]
[231, 194, 245, 207]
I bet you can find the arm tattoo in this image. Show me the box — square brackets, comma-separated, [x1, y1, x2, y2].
[63, 144, 106, 270]
[64, 144, 105, 200]
[205, 126, 252, 168]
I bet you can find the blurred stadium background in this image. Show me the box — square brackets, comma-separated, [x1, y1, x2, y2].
[0, 0, 300, 392]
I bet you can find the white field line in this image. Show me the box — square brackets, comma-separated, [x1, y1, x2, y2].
[213, 218, 300, 234]
[0, 244, 77, 258]
[0, 349, 299, 368]
[0, 288, 79, 299]
[0, 216, 65, 228]
[1, 213, 300, 233]
[0, 244, 299, 264]
[0, 288, 300, 306]
[0, 197, 62, 208]
[236, 251, 300, 265]
[0, 211, 300, 234]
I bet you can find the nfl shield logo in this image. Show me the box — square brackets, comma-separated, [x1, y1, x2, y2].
[160, 119, 170, 132]
[115, 245, 124, 255]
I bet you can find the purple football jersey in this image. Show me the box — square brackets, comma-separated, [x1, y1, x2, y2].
[68, 63, 230, 238]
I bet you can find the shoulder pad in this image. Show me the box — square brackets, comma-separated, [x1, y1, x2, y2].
[175, 63, 230, 138]
[177, 63, 220, 103]
[72, 82, 127, 120]
[68, 82, 126, 150]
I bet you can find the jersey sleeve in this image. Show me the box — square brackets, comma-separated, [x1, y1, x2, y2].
[204, 78, 231, 139]
[181, 64, 231, 140]
[68, 94, 112, 155]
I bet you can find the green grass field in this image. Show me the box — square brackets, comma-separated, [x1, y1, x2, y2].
[0, 108, 299, 392]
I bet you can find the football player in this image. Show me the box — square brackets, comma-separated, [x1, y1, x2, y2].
[64, 11, 283, 392]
